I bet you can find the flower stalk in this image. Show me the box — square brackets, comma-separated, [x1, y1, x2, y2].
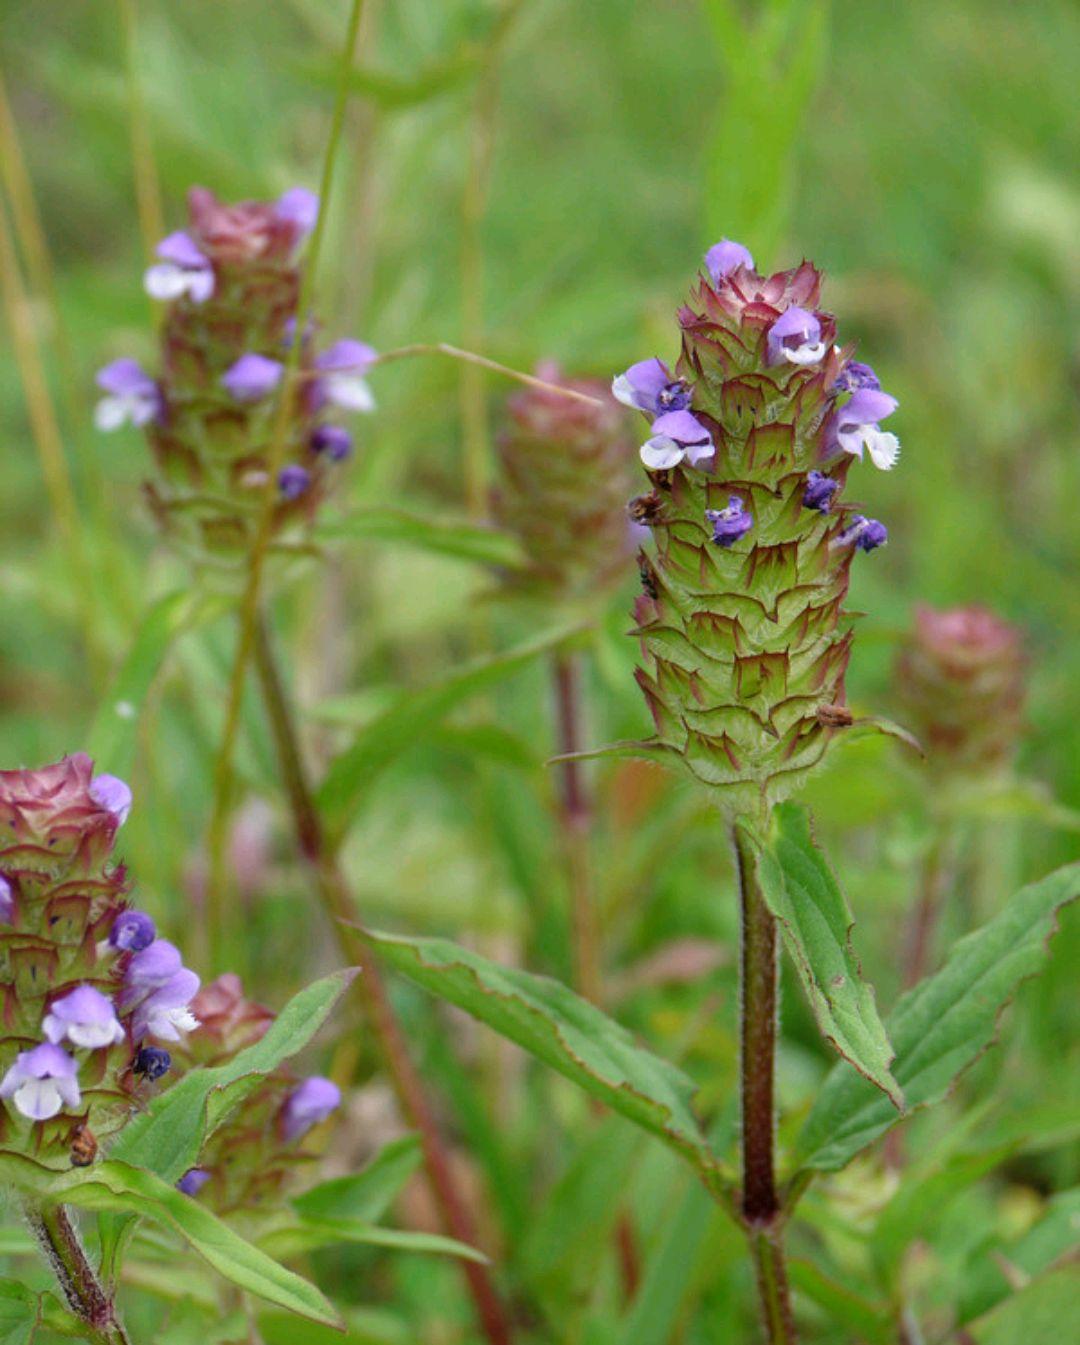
[25, 1204, 131, 1345]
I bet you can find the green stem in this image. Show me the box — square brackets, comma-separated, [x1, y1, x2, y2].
[732, 820, 798, 1343]
[25, 1204, 131, 1345]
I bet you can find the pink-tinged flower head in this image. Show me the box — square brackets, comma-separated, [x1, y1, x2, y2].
[766, 306, 827, 366]
[43, 985, 125, 1050]
[280, 1075, 341, 1142]
[705, 239, 755, 283]
[640, 409, 714, 471]
[144, 232, 215, 304]
[310, 339, 378, 413]
[94, 359, 162, 433]
[0, 754, 123, 862]
[222, 353, 284, 403]
[0, 1042, 81, 1121]
[188, 974, 274, 1061]
[187, 187, 304, 264]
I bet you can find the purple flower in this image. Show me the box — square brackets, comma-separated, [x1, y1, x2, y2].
[705, 239, 755, 282]
[834, 361, 881, 393]
[0, 1043, 81, 1121]
[833, 515, 888, 553]
[311, 340, 377, 413]
[94, 359, 162, 432]
[280, 1075, 341, 1142]
[109, 910, 156, 953]
[275, 187, 319, 237]
[766, 307, 827, 367]
[0, 876, 13, 924]
[144, 231, 215, 304]
[43, 986, 125, 1050]
[89, 773, 132, 825]
[278, 465, 311, 500]
[311, 425, 353, 461]
[124, 939, 183, 991]
[133, 1046, 172, 1081]
[131, 969, 200, 1042]
[833, 388, 900, 470]
[640, 409, 714, 471]
[802, 471, 840, 513]
[177, 1168, 211, 1197]
[705, 496, 753, 548]
[222, 353, 284, 402]
[612, 358, 691, 415]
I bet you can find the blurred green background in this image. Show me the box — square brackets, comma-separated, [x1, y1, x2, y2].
[0, 0, 1077, 1339]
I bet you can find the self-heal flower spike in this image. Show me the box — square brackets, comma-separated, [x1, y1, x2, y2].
[0, 1043, 81, 1121]
[833, 387, 900, 470]
[280, 1076, 341, 1142]
[766, 306, 827, 366]
[43, 986, 125, 1050]
[278, 465, 311, 500]
[144, 231, 215, 304]
[310, 339, 378, 412]
[94, 360, 162, 432]
[109, 909, 156, 953]
[803, 471, 840, 513]
[222, 353, 284, 402]
[89, 773, 132, 825]
[640, 409, 714, 470]
[706, 496, 753, 548]
[834, 515, 888, 552]
[612, 359, 691, 414]
[705, 238, 754, 282]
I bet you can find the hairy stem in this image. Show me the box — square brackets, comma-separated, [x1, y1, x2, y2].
[25, 1205, 130, 1345]
[252, 612, 516, 1345]
[732, 821, 797, 1343]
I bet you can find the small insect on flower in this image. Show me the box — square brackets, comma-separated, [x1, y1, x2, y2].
[628, 491, 665, 526]
[816, 703, 855, 728]
[133, 1046, 172, 1081]
[68, 1123, 98, 1168]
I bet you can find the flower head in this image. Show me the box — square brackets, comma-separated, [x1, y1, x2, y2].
[705, 239, 755, 282]
[278, 465, 311, 500]
[640, 409, 714, 471]
[94, 360, 162, 433]
[133, 1045, 172, 1081]
[311, 425, 353, 461]
[275, 188, 319, 238]
[612, 358, 691, 415]
[88, 773, 132, 825]
[280, 1075, 341, 1142]
[43, 986, 125, 1050]
[705, 496, 753, 548]
[832, 388, 900, 470]
[802, 471, 840, 513]
[0, 1043, 81, 1121]
[766, 306, 827, 366]
[109, 909, 156, 953]
[144, 232, 215, 304]
[833, 515, 888, 553]
[222, 353, 283, 403]
[177, 1168, 211, 1196]
[310, 340, 378, 413]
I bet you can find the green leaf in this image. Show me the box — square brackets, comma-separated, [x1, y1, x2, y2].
[261, 1219, 487, 1263]
[99, 971, 352, 1269]
[364, 929, 724, 1186]
[963, 1264, 1080, 1344]
[785, 1261, 893, 1345]
[796, 863, 1080, 1173]
[0, 1155, 338, 1326]
[618, 1177, 716, 1345]
[317, 625, 582, 846]
[293, 1135, 422, 1224]
[960, 1187, 1080, 1323]
[87, 590, 229, 776]
[316, 509, 527, 569]
[750, 804, 901, 1106]
[0, 1279, 44, 1345]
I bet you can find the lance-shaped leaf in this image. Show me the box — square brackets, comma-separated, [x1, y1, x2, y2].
[293, 1135, 422, 1225]
[316, 509, 527, 569]
[748, 804, 901, 1106]
[365, 929, 724, 1187]
[962, 1264, 1080, 1344]
[2, 1155, 337, 1326]
[317, 625, 582, 847]
[796, 863, 1080, 1173]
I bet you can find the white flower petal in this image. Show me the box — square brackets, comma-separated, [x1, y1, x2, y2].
[836, 424, 865, 459]
[56, 1077, 83, 1109]
[42, 1014, 65, 1045]
[94, 397, 130, 432]
[684, 439, 715, 467]
[611, 374, 639, 409]
[67, 1020, 124, 1050]
[865, 429, 900, 470]
[783, 341, 827, 366]
[326, 373, 375, 412]
[15, 1080, 62, 1122]
[143, 263, 189, 301]
[640, 437, 684, 470]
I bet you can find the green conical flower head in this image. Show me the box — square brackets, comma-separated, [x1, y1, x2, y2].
[619, 244, 898, 814]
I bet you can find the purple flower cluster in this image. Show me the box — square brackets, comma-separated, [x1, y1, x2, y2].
[614, 236, 901, 557]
